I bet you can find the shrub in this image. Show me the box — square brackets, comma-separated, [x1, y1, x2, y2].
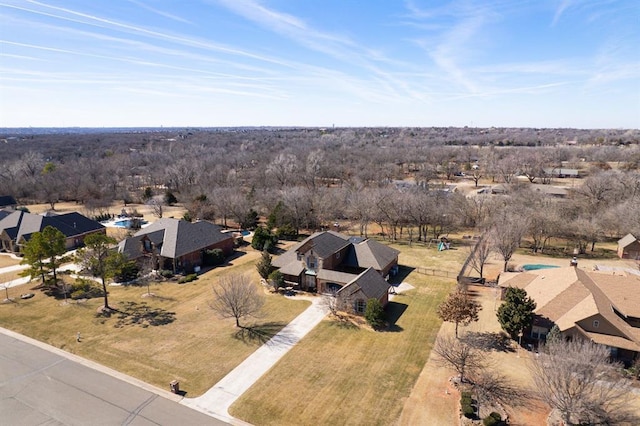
[70, 278, 104, 300]
[204, 248, 225, 266]
[460, 392, 475, 419]
[178, 273, 198, 284]
[159, 269, 174, 278]
[364, 298, 386, 329]
[251, 226, 278, 252]
[114, 261, 139, 283]
[483, 412, 502, 426]
[268, 270, 284, 291]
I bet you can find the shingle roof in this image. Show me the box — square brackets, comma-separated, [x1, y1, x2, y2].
[0, 210, 104, 243]
[499, 267, 640, 351]
[345, 239, 400, 271]
[296, 231, 350, 259]
[127, 218, 232, 259]
[317, 269, 358, 284]
[338, 267, 390, 300]
[0, 195, 17, 207]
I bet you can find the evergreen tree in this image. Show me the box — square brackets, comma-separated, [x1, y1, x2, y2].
[497, 287, 536, 340]
[256, 250, 272, 279]
[364, 298, 386, 329]
[20, 225, 66, 288]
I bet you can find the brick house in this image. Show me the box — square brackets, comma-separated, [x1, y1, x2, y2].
[0, 210, 105, 253]
[118, 218, 234, 273]
[499, 266, 640, 366]
[272, 231, 399, 314]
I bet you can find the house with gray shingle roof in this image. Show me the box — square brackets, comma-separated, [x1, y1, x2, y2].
[0, 210, 105, 253]
[499, 266, 640, 365]
[117, 218, 234, 273]
[272, 231, 399, 314]
[617, 233, 640, 259]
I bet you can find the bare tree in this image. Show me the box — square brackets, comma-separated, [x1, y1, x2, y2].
[467, 236, 492, 279]
[437, 290, 481, 338]
[490, 211, 527, 272]
[211, 274, 265, 328]
[529, 339, 638, 426]
[433, 335, 484, 383]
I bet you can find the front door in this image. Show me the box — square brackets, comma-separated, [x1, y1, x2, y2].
[306, 274, 316, 290]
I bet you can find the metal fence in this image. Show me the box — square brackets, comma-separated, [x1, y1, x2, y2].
[414, 267, 457, 279]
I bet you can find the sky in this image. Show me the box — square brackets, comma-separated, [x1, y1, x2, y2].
[0, 0, 639, 128]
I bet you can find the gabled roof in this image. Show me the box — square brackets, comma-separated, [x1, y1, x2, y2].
[0, 210, 104, 243]
[272, 231, 399, 275]
[296, 231, 350, 259]
[124, 218, 232, 259]
[345, 239, 399, 271]
[338, 267, 390, 301]
[0, 195, 17, 207]
[499, 267, 640, 351]
[618, 233, 638, 248]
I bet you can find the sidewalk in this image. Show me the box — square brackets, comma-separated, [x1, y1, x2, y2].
[182, 297, 328, 422]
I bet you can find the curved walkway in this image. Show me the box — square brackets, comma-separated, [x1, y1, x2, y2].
[182, 296, 329, 422]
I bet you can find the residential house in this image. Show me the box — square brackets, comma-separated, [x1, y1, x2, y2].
[499, 266, 640, 365]
[0, 195, 17, 210]
[118, 218, 234, 273]
[272, 231, 400, 313]
[617, 233, 640, 260]
[0, 210, 105, 253]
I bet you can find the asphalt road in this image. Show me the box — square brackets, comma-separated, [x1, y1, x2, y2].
[0, 331, 227, 426]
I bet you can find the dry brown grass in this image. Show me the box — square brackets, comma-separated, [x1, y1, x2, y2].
[230, 243, 459, 426]
[0, 254, 21, 269]
[0, 246, 309, 397]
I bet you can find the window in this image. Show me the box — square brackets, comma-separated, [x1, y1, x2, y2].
[593, 320, 600, 328]
[355, 299, 366, 313]
[307, 255, 317, 270]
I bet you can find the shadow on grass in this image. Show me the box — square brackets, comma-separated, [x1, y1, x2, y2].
[233, 322, 286, 345]
[462, 331, 514, 353]
[383, 301, 407, 332]
[97, 301, 176, 328]
[388, 265, 415, 286]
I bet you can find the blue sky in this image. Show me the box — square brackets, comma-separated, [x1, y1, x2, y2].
[1, 0, 639, 128]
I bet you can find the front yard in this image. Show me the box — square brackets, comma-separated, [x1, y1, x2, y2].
[230, 244, 463, 425]
[0, 248, 310, 396]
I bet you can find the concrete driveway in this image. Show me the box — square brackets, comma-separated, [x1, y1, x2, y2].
[182, 296, 329, 421]
[0, 329, 226, 426]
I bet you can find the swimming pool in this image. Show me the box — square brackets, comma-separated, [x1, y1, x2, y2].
[522, 264, 560, 271]
[113, 219, 147, 228]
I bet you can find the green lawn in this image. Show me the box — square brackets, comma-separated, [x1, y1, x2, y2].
[0, 248, 310, 396]
[230, 262, 456, 425]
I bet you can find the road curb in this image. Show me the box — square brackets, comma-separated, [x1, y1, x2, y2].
[0, 326, 183, 402]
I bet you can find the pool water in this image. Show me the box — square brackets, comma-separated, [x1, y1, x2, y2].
[522, 264, 560, 271]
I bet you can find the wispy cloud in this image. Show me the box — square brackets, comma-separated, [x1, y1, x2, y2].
[126, 0, 192, 25]
[552, 0, 574, 26]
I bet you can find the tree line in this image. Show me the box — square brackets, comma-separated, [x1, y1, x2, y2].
[1, 128, 638, 248]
